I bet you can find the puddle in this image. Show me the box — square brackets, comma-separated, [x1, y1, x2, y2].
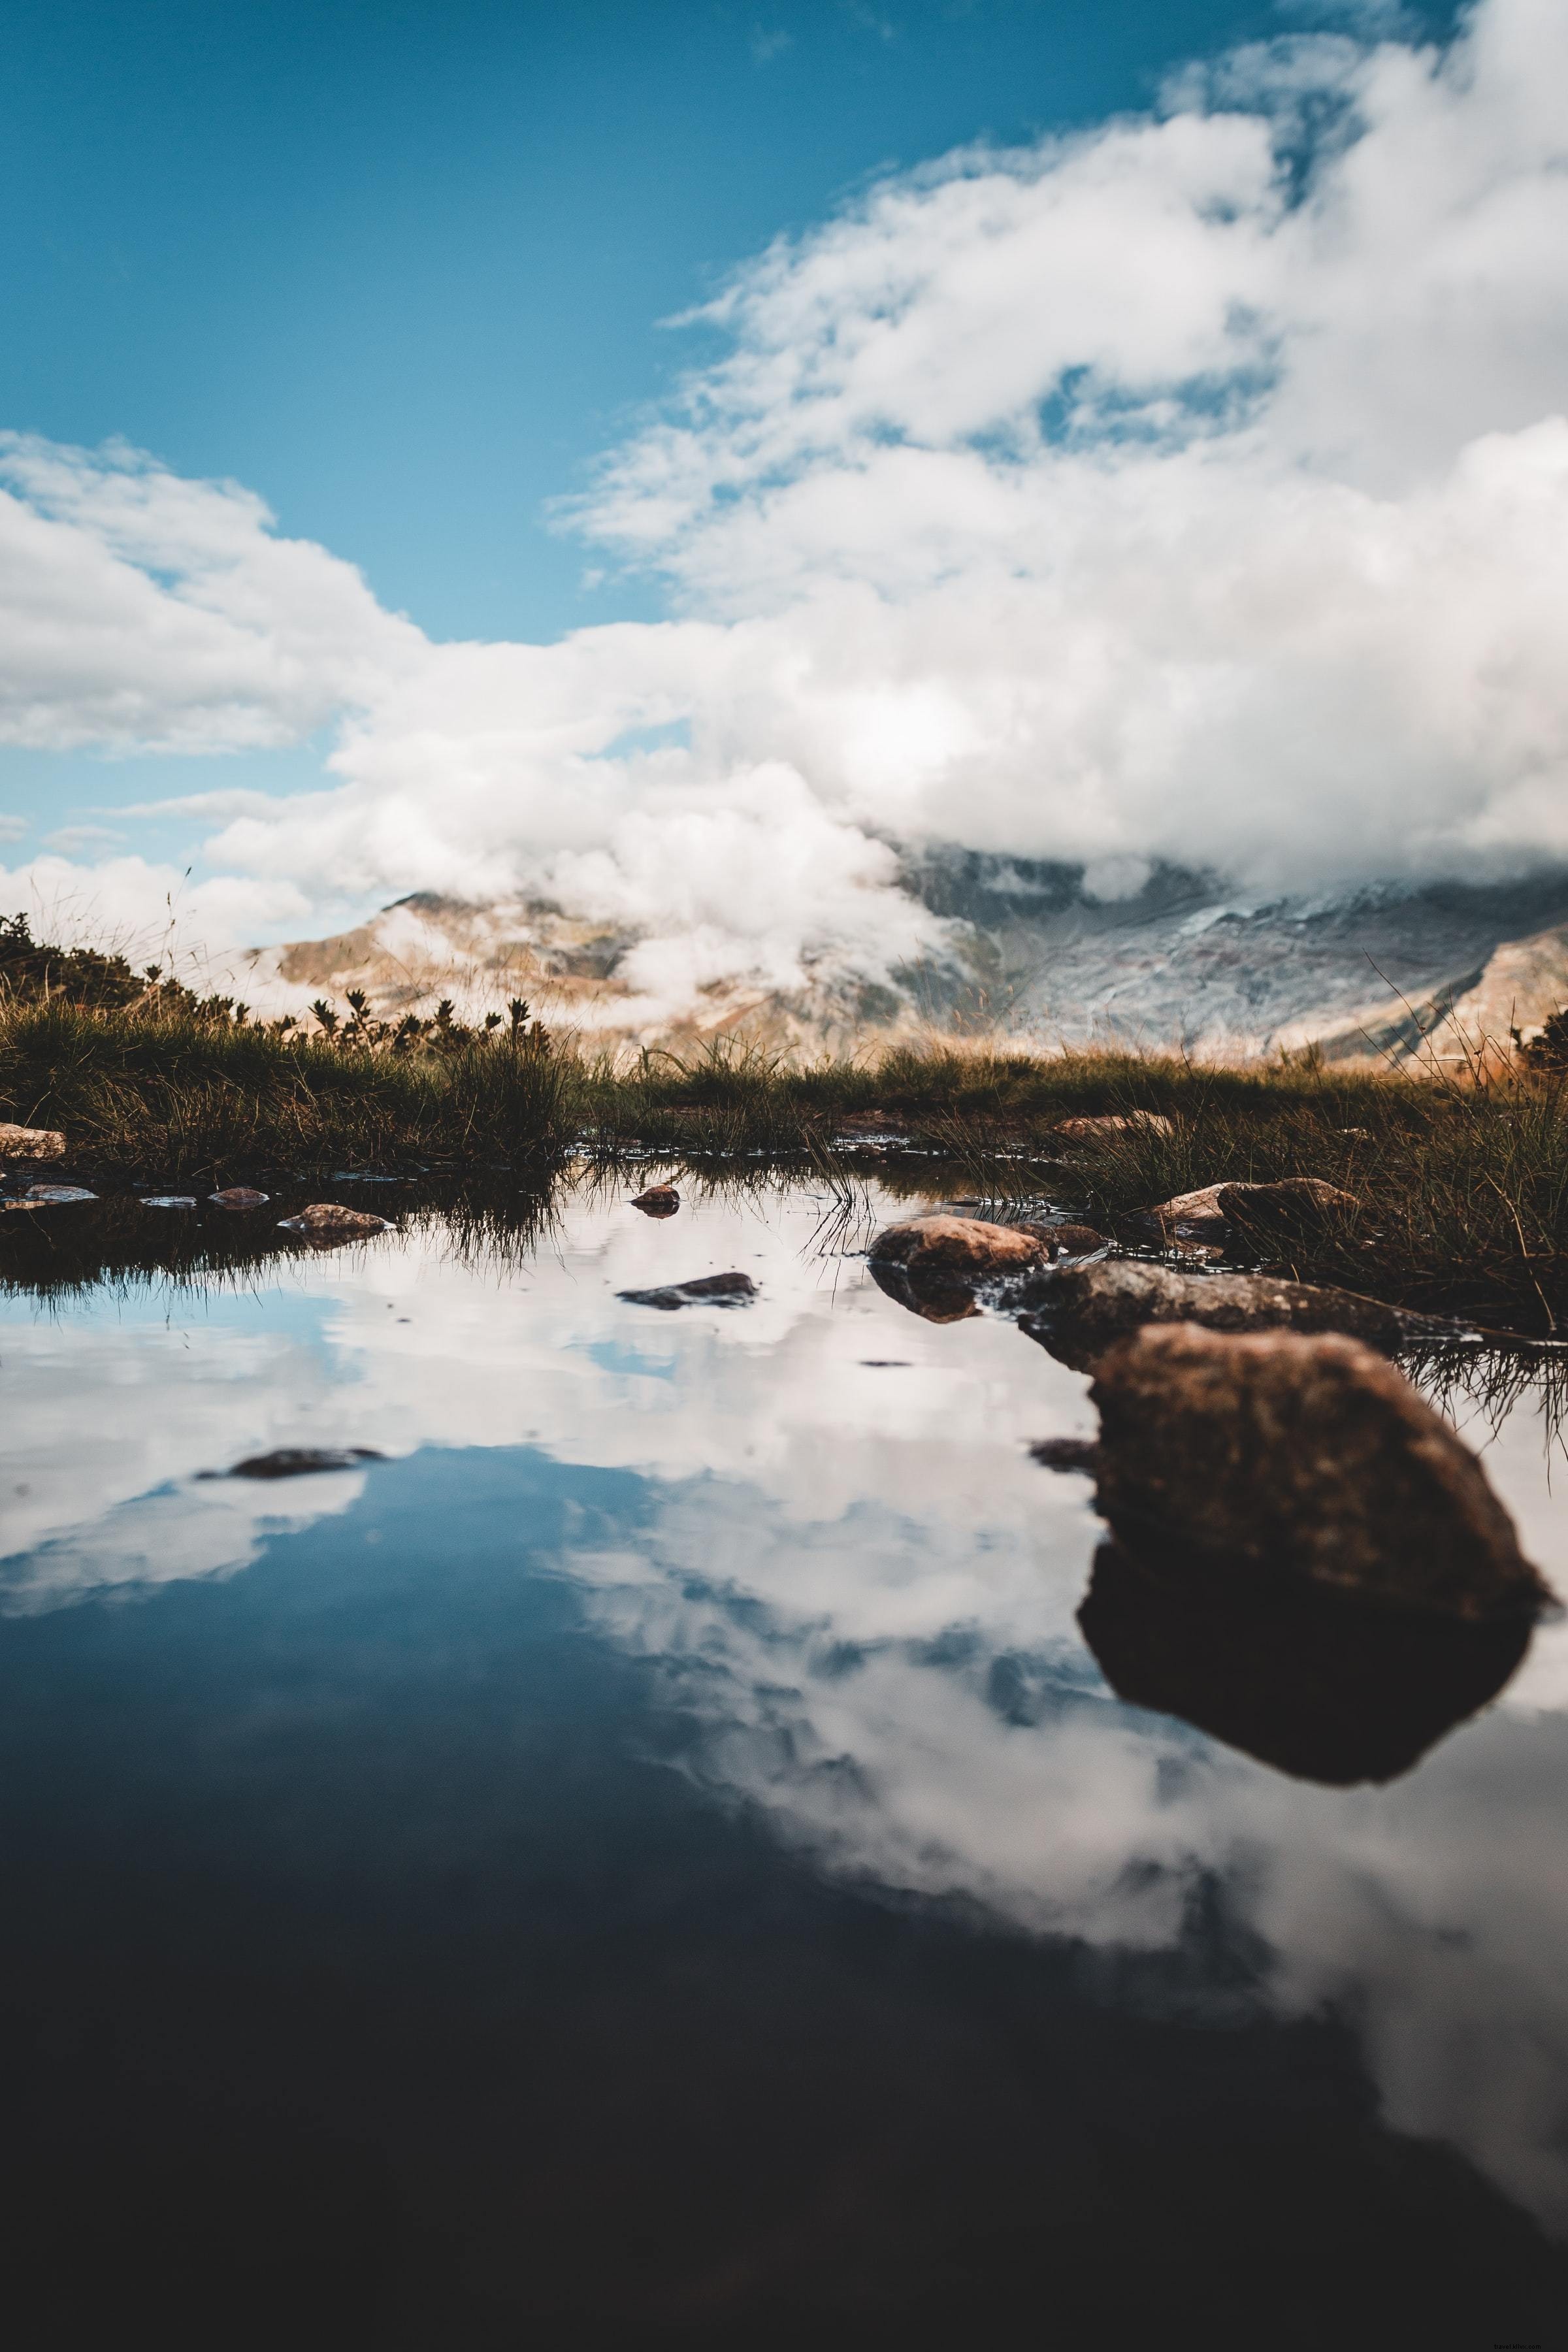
[2, 1173, 1566, 2336]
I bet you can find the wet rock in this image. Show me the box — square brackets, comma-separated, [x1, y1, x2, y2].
[278, 1202, 390, 1243]
[618, 1271, 757, 1309]
[1022, 1258, 1446, 1371]
[631, 1183, 680, 1217]
[1053, 1113, 1173, 1141]
[208, 1186, 270, 1209]
[1143, 1175, 1359, 1242]
[869, 1215, 1045, 1278]
[3, 1184, 98, 1209]
[0, 1123, 66, 1160]
[1028, 1435, 1100, 1473]
[1036, 1222, 1107, 1260]
[1088, 1324, 1551, 1622]
[1078, 1537, 1534, 1784]
[217, 1447, 385, 1480]
[141, 1196, 197, 1211]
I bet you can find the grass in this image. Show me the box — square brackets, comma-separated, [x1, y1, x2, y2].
[4, 990, 1568, 1333]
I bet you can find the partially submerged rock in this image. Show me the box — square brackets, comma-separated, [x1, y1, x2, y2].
[1023, 1258, 1446, 1370]
[1053, 1113, 1173, 1141]
[1036, 1222, 1107, 1260]
[1078, 1537, 1534, 1784]
[869, 1215, 1045, 1278]
[278, 1202, 390, 1243]
[141, 1196, 197, 1211]
[631, 1183, 680, 1217]
[0, 1123, 66, 1160]
[3, 1183, 97, 1210]
[1088, 1324, 1550, 1622]
[618, 1271, 757, 1310]
[209, 1186, 270, 1209]
[216, 1446, 385, 1480]
[1143, 1175, 1358, 1242]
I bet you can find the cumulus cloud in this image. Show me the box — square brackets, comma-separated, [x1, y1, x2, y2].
[4, 0, 1568, 1010]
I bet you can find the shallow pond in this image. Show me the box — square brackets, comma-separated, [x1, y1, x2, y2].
[3, 1173, 1567, 2344]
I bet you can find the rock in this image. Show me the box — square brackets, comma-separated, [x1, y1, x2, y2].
[141, 1195, 198, 1211]
[1023, 1258, 1446, 1371]
[208, 1186, 270, 1209]
[0, 1123, 66, 1160]
[631, 1183, 680, 1216]
[1143, 1175, 1359, 1241]
[1053, 1113, 1173, 1141]
[868, 1215, 1045, 1278]
[277, 1202, 390, 1242]
[618, 1271, 757, 1309]
[1034, 1222, 1107, 1259]
[217, 1447, 385, 1480]
[1028, 1435, 1100, 1473]
[1077, 1537, 1534, 1784]
[1088, 1324, 1551, 1622]
[3, 1183, 97, 1209]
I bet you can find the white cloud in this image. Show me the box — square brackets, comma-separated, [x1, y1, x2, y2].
[3, 0, 1568, 1013]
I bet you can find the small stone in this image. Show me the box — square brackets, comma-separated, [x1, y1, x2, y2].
[208, 1187, 270, 1209]
[219, 1447, 384, 1480]
[1088, 1323, 1551, 1622]
[1034, 1222, 1107, 1259]
[1143, 1175, 1359, 1240]
[141, 1196, 198, 1211]
[869, 1215, 1045, 1278]
[1053, 1113, 1173, 1141]
[4, 1183, 97, 1209]
[618, 1271, 757, 1309]
[0, 1122, 66, 1160]
[278, 1201, 389, 1242]
[631, 1183, 680, 1216]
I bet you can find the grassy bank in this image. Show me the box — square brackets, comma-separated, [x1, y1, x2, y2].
[3, 988, 1568, 1333]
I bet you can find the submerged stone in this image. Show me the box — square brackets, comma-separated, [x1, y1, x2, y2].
[618, 1271, 757, 1309]
[208, 1187, 270, 1209]
[142, 1196, 197, 1211]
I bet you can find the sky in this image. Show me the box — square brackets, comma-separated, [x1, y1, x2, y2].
[8, 0, 1568, 1015]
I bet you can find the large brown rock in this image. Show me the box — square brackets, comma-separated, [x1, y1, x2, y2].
[0, 1122, 65, 1160]
[1088, 1324, 1551, 1622]
[631, 1183, 680, 1217]
[869, 1215, 1044, 1278]
[1024, 1258, 1444, 1369]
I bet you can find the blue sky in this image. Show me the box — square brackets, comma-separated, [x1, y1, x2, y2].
[8, 0, 1560, 1007]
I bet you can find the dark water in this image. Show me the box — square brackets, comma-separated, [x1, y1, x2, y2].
[3, 1177, 1567, 2347]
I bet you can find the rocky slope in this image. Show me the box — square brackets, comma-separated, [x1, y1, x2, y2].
[237, 855, 1568, 1060]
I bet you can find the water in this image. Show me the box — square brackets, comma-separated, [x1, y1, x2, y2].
[3, 1175, 1567, 2345]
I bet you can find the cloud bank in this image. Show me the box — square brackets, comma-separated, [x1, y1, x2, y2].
[4, 0, 1568, 1010]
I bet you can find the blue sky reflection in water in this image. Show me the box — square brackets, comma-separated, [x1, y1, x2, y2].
[2, 1177, 1568, 2338]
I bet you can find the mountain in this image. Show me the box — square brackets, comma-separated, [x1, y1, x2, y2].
[237, 855, 1568, 1062]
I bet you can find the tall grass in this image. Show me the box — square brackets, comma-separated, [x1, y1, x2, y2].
[4, 994, 1568, 1331]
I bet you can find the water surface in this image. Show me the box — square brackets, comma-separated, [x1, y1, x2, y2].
[3, 1175, 1567, 2345]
